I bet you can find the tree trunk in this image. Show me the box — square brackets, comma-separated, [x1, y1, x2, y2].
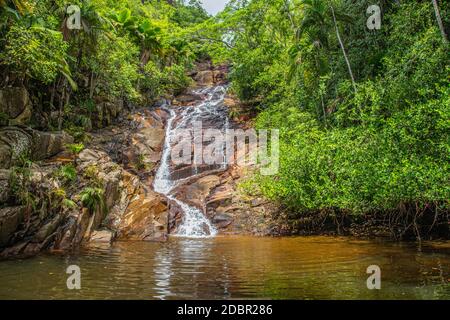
[58, 81, 71, 131]
[320, 92, 327, 126]
[283, 0, 296, 30]
[330, 5, 357, 94]
[432, 0, 448, 44]
[58, 84, 65, 131]
[89, 71, 95, 99]
[50, 80, 56, 109]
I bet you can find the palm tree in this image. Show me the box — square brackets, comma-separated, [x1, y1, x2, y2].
[329, 3, 356, 93]
[432, 0, 448, 44]
[0, 0, 30, 15]
[294, 0, 356, 94]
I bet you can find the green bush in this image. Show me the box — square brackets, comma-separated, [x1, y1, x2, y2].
[1, 24, 68, 83]
[56, 164, 77, 184]
[80, 187, 104, 214]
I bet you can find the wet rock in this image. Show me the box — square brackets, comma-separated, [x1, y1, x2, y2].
[194, 71, 215, 86]
[116, 188, 168, 241]
[172, 92, 204, 106]
[34, 213, 65, 243]
[90, 230, 113, 243]
[213, 65, 228, 85]
[55, 214, 78, 250]
[212, 213, 233, 228]
[173, 175, 221, 209]
[0, 87, 32, 126]
[207, 185, 233, 209]
[130, 127, 165, 162]
[168, 200, 183, 233]
[119, 110, 166, 173]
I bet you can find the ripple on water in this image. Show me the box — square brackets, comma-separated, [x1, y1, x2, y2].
[0, 236, 449, 300]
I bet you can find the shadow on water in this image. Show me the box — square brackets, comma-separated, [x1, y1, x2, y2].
[0, 236, 449, 300]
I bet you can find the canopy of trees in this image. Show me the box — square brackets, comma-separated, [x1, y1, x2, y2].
[0, 0, 210, 131]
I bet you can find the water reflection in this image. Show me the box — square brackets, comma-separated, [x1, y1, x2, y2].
[0, 236, 448, 299]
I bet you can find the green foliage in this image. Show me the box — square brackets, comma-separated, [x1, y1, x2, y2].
[82, 164, 103, 187]
[66, 143, 85, 156]
[1, 24, 68, 83]
[62, 198, 77, 210]
[142, 61, 192, 99]
[170, 0, 209, 27]
[55, 164, 77, 184]
[80, 186, 104, 214]
[0, 0, 209, 129]
[8, 165, 36, 208]
[215, 0, 450, 218]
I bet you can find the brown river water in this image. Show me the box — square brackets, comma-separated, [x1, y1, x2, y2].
[0, 236, 449, 300]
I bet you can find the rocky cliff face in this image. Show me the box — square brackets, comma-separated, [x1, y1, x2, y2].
[0, 127, 73, 169]
[0, 61, 281, 258]
[0, 105, 171, 258]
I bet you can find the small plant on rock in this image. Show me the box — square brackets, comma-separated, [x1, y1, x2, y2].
[80, 187, 105, 215]
[56, 164, 77, 184]
[66, 143, 85, 157]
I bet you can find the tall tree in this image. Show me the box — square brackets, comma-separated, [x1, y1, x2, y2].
[432, 0, 448, 44]
[329, 3, 356, 94]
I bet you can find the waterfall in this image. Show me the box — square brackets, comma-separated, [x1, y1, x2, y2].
[153, 86, 228, 238]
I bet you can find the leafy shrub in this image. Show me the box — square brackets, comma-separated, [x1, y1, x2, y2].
[66, 143, 85, 156]
[80, 187, 104, 214]
[56, 164, 77, 184]
[1, 24, 68, 83]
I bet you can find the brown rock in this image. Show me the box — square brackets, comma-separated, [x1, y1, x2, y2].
[194, 71, 214, 86]
[212, 213, 233, 228]
[90, 230, 113, 243]
[0, 127, 73, 169]
[173, 175, 221, 209]
[0, 206, 26, 247]
[0, 87, 32, 125]
[172, 92, 204, 106]
[116, 188, 168, 241]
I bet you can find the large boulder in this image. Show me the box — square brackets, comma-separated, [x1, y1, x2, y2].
[122, 110, 167, 172]
[0, 206, 27, 247]
[116, 187, 168, 241]
[0, 87, 32, 126]
[31, 130, 74, 161]
[173, 175, 221, 209]
[0, 127, 73, 169]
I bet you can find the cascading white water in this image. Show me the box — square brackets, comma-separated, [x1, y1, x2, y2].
[153, 86, 228, 238]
